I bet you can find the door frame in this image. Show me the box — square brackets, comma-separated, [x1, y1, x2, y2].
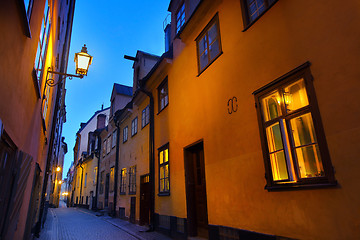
[184, 140, 209, 237]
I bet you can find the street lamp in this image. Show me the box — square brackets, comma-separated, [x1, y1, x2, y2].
[56, 166, 61, 172]
[45, 44, 93, 88]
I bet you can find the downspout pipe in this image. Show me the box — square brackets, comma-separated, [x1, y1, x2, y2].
[138, 88, 155, 231]
[113, 120, 121, 217]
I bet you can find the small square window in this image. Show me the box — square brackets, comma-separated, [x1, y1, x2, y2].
[176, 3, 185, 34]
[241, 0, 278, 28]
[196, 13, 222, 74]
[158, 78, 169, 112]
[142, 105, 150, 128]
[131, 117, 138, 136]
[123, 126, 128, 143]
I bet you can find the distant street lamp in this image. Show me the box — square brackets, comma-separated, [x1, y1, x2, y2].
[56, 166, 61, 172]
[44, 44, 93, 88]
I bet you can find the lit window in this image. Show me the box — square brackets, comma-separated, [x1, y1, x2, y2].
[123, 126, 128, 143]
[253, 63, 336, 190]
[110, 167, 114, 192]
[129, 166, 136, 195]
[196, 14, 222, 73]
[158, 78, 169, 112]
[42, 83, 51, 122]
[159, 144, 170, 195]
[142, 105, 150, 128]
[241, 0, 277, 27]
[176, 3, 185, 33]
[120, 168, 127, 195]
[93, 167, 97, 185]
[34, 0, 50, 84]
[131, 117, 138, 136]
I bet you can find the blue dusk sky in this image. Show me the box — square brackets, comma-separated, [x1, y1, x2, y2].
[62, 0, 170, 174]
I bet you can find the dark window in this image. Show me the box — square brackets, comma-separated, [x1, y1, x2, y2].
[253, 63, 336, 190]
[176, 2, 185, 33]
[129, 166, 136, 195]
[196, 13, 222, 74]
[142, 105, 150, 128]
[131, 117, 138, 136]
[158, 143, 170, 195]
[34, 0, 51, 84]
[158, 78, 169, 112]
[241, 0, 277, 28]
[123, 126, 128, 143]
[100, 171, 105, 194]
[120, 168, 127, 195]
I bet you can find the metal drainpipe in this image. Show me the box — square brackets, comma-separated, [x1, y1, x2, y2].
[139, 88, 155, 231]
[113, 121, 121, 216]
[79, 163, 84, 206]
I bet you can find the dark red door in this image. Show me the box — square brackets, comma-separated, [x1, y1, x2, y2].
[140, 174, 150, 225]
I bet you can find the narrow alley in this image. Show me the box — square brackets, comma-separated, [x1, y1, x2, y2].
[38, 202, 170, 240]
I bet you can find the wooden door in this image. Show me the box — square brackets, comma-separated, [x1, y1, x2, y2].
[105, 173, 110, 207]
[140, 174, 150, 225]
[130, 197, 136, 223]
[184, 141, 208, 238]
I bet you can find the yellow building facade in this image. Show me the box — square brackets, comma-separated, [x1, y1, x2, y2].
[137, 0, 360, 239]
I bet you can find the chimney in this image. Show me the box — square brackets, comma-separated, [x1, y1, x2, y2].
[164, 24, 171, 52]
[80, 122, 86, 129]
[97, 114, 106, 129]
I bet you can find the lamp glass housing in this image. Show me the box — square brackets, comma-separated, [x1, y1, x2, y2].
[74, 45, 93, 75]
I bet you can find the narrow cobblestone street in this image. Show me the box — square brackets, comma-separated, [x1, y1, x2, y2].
[37, 201, 170, 240]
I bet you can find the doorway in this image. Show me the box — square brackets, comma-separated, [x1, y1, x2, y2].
[105, 173, 110, 207]
[140, 174, 150, 225]
[184, 141, 209, 238]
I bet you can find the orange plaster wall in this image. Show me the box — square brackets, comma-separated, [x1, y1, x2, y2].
[156, 0, 360, 239]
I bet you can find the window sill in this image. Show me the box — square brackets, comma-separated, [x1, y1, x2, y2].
[157, 104, 168, 115]
[158, 192, 170, 197]
[129, 192, 136, 195]
[120, 192, 126, 195]
[265, 181, 338, 192]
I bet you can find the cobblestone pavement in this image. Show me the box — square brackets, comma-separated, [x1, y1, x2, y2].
[36, 202, 170, 240]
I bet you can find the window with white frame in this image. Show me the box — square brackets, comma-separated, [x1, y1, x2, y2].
[123, 126, 128, 143]
[142, 105, 150, 128]
[103, 140, 106, 157]
[131, 117, 138, 136]
[253, 63, 336, 190]
[158, 78, 169, 112]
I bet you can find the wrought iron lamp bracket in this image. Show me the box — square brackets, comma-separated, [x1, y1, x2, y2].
[45, 66, 83, 88]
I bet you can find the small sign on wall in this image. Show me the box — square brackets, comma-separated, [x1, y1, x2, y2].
[227, 96, 238, 114]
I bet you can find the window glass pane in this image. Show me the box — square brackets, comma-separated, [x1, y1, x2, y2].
[165, 178, 170, 191]
[160, 166, 164, 179]
[165, 164, 169, 178]
[164, 149, 168, 163]
[200, 50, 209, 70]
[198, 36, 207, 55]
[295, 145, 324, 178]
[160, 179, 164, 191]
[209, 39, 220, 60]
[269, 151, 288, 181]
[160, 150, 164, 164]
[208, 23, 217, 45]
[266, 123, 283, 153]
[290, 113, 317, 147]
[261, 91, 281, 121]
[283, 79, 309, 112]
